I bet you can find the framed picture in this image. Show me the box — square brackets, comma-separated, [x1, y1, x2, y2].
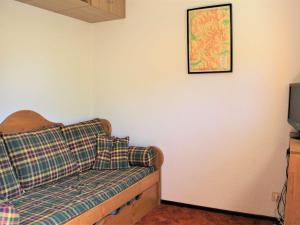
[187, 4, 233, 74]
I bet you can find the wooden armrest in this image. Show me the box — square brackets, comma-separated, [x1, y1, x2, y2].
[150, 146, 164, 170]
[285, 138, 300, 224]
[99, 119, 112, 136]
[290, 138, 300, 154]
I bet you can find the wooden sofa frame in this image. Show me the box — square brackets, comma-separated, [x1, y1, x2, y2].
[0, 110, 164, 225]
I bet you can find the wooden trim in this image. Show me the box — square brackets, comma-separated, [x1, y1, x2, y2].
[150, 146, 164, 170]
[150, 146, 163, 204]
[15, 0, 126, 23]
[97, 182, 159, 225]
[90, 0, 125, 18]
[285, 139, 300, 225]
[0, 110, 112, 136]
[0, 110, 62, 134]
[99, 119, 112, 136]
[289, 138, 300, 154]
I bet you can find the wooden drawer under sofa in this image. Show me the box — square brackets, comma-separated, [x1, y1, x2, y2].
[98, 182, 160, 225]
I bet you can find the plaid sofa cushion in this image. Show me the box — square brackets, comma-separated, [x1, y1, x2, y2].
[3, 127, 79, 191]
[0, 202, 19, 225]
[0, 140, 22, 200]
[62, 119, 106, 172]
[11, 167, 155, 225]
[128, 146, 156, 167]
[93, 136, 130, 170]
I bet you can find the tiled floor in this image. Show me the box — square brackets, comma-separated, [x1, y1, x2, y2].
[135, 204, 275, 225]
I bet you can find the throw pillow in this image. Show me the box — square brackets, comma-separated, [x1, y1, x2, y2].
[128, 146, 156, 167]
[94, 136, 130, 170]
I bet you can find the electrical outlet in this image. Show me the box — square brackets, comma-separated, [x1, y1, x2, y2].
[272, 192, 280, 202]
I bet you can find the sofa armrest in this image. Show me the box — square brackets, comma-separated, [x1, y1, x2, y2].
[99, 119, 112, 136]
[128, 146, 164, 170]
[150, 146, 164, 170]
[0, 202, 19, 225]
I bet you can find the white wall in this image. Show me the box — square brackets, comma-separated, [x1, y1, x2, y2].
[0, 0, 94, 123]
[92, 0, 300, 216]
[1, 0, 300, 218]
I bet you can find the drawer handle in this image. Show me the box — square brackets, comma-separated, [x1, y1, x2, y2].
[127, 199, 135, 206]
[110, 194, 144, 216]
[111, 207, 121, 216]
[135, 194, 143, 201]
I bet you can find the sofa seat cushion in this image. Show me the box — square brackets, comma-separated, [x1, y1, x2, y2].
[3, 127, 79, 191]
[0, 139, 22, 200]
[0, 202, 20, 225]
[11, 166, 155, 225]
[62, 119, 107, 172]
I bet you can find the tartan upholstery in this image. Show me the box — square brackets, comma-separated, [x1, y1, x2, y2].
[0, 139, 22, 200]
[94, 136, 130, 170]
[3, 127, 79, 191]
[62, 119, 106, 172]
[0, 202, 19, 225]
[93, 136, 113, 170]
[11, 167, 155, 225]
[128, 146, 156, 167]
[111, 137, 130, 169]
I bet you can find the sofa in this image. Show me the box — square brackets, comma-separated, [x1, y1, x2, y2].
[0, 110, 163, 225]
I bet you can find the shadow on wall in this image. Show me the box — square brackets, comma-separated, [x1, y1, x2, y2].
[235, 142, 287, 215]
[292, 73, 300, 83]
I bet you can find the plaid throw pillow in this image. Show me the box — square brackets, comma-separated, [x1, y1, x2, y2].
[111, 137, 130, 169]
[62, 119, 106, 172]
[128, 146, 156, 167]
[0, 140, 22, 200]
[3, 127, 79, 191]
[94, 136, 130, 170]
[93, 136, 113, 169]
[0, 202, 19, 225]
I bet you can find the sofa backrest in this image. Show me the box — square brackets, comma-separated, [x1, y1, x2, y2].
[0, 110, 62, 134]
[3, 126, 79, 191]
[62, 119, 107, 172]
[0, 110, 112, 136]
[0, 139, 22, 200]
[0, 110, 112, 195]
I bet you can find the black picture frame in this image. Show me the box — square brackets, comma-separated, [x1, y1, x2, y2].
[187, 4, 233, 74]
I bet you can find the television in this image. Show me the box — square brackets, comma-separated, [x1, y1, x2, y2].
[288, 83, 300, 136]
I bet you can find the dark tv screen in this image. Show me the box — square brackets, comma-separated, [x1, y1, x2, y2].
[288, 83, 300, 131]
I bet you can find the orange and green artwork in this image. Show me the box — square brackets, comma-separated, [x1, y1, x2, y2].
[188, 4, 232, 73]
